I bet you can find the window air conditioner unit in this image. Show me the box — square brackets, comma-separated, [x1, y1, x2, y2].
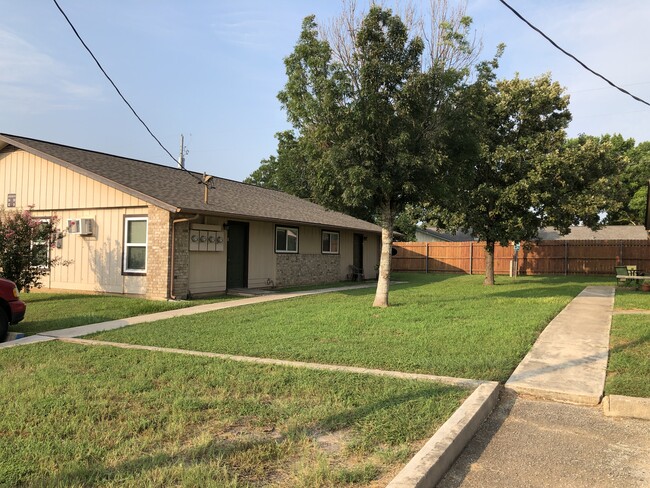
[67, 218, 94, 236]
[79, 218, 94, 235]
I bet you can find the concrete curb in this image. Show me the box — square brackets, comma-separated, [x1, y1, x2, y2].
[602, 394, 650, 420]
[386, 382, 501, 488]
[503, 385, 602, 406]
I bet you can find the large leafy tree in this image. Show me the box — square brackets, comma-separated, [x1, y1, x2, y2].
[426, 66, 624, 285]
[603, 137, 650, 225]
[276, 6, 474, 306]
[244, 131, 312, 200]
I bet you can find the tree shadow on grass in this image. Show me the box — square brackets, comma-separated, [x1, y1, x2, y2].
[486, 283, 597, 300]
[337, 273, 467, 297]
[611, 330, 650, 352]
[36, 384, 462, 486]
[11, 315, 119, 336]
[21, 293, 106, 303]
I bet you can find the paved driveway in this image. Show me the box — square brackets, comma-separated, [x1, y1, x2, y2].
[438, 390, 650, 487]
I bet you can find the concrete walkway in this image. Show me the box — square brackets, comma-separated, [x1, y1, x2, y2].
[506, 286, 614, 405]
[0, 282, 383, 349]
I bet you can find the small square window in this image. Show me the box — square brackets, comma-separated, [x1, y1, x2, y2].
[322, 231, 340, 254]
[276, 226, 298, 253]
[7, 194, 16, 208]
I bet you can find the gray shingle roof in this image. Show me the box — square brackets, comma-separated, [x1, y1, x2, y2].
[0, 134, 381, 233]
[538, 226, 648, 240]
[416, 227, 476, 242]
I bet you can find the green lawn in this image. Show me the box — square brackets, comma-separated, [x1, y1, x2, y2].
[0, 341, 466, 487]
[12, 293, 236, 336]
[605, 314, 650, 398]
[89, 273, 608, 382]
[608, 288, 650, 398]
[613, 287, 650, 310]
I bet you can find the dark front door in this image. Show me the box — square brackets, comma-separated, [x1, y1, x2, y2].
[227, 221, 249, 289]
[353, 233, 364, 272]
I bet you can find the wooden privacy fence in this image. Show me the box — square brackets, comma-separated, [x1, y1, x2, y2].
[392, 240, 650, 276]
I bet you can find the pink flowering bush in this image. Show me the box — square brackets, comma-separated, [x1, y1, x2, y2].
[0, 206, 65, 291]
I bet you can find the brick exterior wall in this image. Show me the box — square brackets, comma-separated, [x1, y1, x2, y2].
[276, 253, 340, 287]
[171, 218, 191, 299]
[145, 205, 172, 299]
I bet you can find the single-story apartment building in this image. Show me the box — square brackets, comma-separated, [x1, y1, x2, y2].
[0, 134, 381, 299]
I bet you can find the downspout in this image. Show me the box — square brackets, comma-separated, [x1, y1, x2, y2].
[169, 214, 200, 300]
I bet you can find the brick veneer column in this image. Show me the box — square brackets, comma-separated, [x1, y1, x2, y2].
[145, 205, 172, 299]
[172, 219, 191, 299]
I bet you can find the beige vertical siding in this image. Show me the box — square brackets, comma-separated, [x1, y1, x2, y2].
[297, 225, 321, 254]
[189, 218, 227, 295]
[247, 221, 276, 288]
[337, 230, 380, 280]
[364, 232, 380, 279]
[189, 251, 227, 294]
[339, 230, 353, 279]
[1, 148, 149, 294]
[0, 147, 146, 209]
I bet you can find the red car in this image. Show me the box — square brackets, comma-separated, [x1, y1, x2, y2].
[0, 278, 26, 342]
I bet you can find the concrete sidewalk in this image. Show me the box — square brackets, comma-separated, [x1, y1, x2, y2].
[0, 282, 382, 349]
[506, 286, 614, 405]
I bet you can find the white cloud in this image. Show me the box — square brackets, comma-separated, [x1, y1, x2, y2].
[0, 28, 104, 113]
[210, 10, 279, 49]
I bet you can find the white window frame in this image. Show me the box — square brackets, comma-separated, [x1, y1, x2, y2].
[123, 216, 148, 274]
[275, 225, 299, 254]
[31, 217, 51, 268]
[321, 230, 340, 255]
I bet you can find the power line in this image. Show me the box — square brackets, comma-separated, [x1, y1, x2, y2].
[52, 0, 208, 186]
[498, 0, 650, 108]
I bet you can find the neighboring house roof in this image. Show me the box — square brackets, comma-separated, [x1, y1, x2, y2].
[538, 225, 648, 240]
[0, 134, 381, 233]
[416, 227, 476, 242]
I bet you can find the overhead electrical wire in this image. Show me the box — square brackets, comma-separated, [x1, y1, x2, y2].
[498, 0, 650, 108]
[52, 0, 208, 186]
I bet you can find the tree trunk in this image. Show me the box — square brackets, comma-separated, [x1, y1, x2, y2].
[484, 241, 495, 286]
[373, 204, 394, 308]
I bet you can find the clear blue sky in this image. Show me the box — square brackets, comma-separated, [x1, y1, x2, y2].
[2, 0, 649, 182]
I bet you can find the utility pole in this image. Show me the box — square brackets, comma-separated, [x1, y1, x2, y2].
[178, 134, 186, 169]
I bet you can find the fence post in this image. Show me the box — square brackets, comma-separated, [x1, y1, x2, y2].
[425, 242, 429, 273]
[619, 242, 623, 265]
[469, 241, 473, 275]
[565, 241, 568, 276]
